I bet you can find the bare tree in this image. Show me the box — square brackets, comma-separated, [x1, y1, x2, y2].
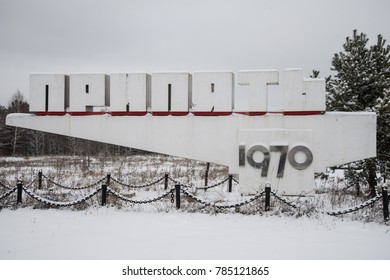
[7, 90, 29, 155]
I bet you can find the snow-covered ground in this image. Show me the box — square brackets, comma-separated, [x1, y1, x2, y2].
[1, 155, 389, 262]
[0, 207, 389, 260]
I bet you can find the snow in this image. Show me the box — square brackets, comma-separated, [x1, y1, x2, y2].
[0, 208, 389, 260]
[1, 154, 389, 264]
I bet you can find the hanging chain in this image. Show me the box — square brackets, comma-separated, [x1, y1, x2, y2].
[0, 171, 385, 216]
[195, 177, 230, 190]
[171, 189, 175, 204]
[0, 187, 17, 201]
[168, 175, 192, 189]
[270, 190, 298, 209]
[108, 187, 174, 204]
[22, 185, 101, 207]
[232, 176, 239, 184]
[110, 176, 165, 189]
[326, 194, 382, 216]
[181, 188, 265, 209]
[0, 180, 12, 190]
[42, 173, 105, 190]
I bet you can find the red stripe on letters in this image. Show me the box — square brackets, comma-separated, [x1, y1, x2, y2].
[283, 111, 323, 116]
[33, 110, 325, 117]
[34, 112, 66, 116]
[67, 112, 108, 116]
[151, 111, 189, 116]
[192, 112, 232, 116]
[235, 112, 267, 116]
[111, 112, 148, 116]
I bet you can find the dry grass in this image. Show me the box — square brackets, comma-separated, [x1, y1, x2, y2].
[0, 155, 386, 223]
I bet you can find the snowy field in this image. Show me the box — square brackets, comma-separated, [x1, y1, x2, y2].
[1, 208, 389, 260]
[0, 155, 389, 261]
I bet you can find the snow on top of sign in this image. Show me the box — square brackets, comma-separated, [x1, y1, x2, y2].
[151, 71, 192, 74]
[238, 69, 278, 73]
[193, 70, 234, 73]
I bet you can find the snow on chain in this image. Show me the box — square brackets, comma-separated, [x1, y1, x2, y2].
[195, 177, 230, 190]
[22, 186, 102, 207]
[326, 194, 383, 216]
[0, 181, 12, 190]
[271, 191, 298, 209]
[0, 187, 17, 201]
[0, 173, 385, 216]
[42, 174, 105, 190]
[110, 176, 165, 189]
[181, 188, 266, 209]
[107, 186, 173, 204]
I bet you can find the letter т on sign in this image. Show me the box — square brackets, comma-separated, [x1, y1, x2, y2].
[6, 69, 376, 195]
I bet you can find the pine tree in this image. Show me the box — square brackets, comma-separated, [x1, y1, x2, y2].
[327, 30, 390, 197]
[310, 69, 320, 78]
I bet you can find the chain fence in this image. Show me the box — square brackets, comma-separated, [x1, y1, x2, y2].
[0, 187, 17, 200]
[110, 176, 165, 189]
[0, 180, 12, 190]
[22, 186, 102, 207]
[181, 188, 266, 209]
[41, 174, 105, 190]
[167, 175, 192, 189]
[108, 186, 174, 204]
[270, 191, 298, 209]
[194, 177, 230, 190]
[0, 172, 388, 221]
[326, 193, 383, 216]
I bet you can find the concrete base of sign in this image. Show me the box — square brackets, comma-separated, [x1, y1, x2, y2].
[6, 112, 376, 195]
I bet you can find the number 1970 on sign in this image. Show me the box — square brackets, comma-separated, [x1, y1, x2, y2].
[239, 144, 313, 178]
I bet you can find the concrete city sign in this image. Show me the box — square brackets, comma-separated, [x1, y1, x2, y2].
[6, 69, 376, 195]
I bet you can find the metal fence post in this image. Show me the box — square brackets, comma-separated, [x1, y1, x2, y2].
[228, 174, 233, 193]
[101, 182, 107, 206]
[356, 183, 360, 197]
[175, 183, 181, 209]
[16, 180, 23, 204]
[164, 173, 169, 190]
[204, 162, 210, 187]
[265, 184, 271, 211]
[106, 173, 111, 186]
[38, 170, 42, 189]
[382, 187, 389, 222]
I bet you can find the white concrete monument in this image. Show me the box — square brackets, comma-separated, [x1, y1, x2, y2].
[6, 68, 376, 195]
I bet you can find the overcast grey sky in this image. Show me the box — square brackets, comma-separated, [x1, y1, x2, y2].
[0, 0, 389, 106]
